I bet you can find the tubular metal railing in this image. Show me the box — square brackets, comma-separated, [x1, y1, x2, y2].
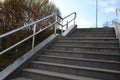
[114, 8, 120, 45]
[0, 12, 76, 55]
[115, 8, 120, 25]
[60, 12, 76, 33]
[116, 8, 120, 21]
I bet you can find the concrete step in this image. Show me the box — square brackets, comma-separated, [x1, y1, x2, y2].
[29, 62, 120, 80]
[50, 45, 120, 54]
[69, 34, 116, 37]
[11, 28, 119, 80]
[45, 50, 120, 61]
[64, 37, 118, 40]
[72, 31, 115, 34]
[11, 77, 32, 80]
[72, 31, 115, 35]
[38, 55, 120, 70]
[74, 28, 115, 33]
[22, 68, 99, 80]
[57, 40, 119, 43]
[54, 41, 119, 48]
[60, 37, 119, 43]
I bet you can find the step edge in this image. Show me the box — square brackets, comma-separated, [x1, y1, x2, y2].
[52, 45, 120, 49]
[39, 55, 120, 64]
[11, 77, 32, 80]
[23, 68, 100, 80]
[46, 50, 120, 56]
[55, 41, 119, 44]
[31, 61, 120, 74]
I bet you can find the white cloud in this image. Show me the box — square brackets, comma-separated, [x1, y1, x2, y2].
[88, 0, 118, 13]
[77, 19, 92, 28]
[100, 0, 117, 7]
[99, 0, 117, 13]
[88, 0, 117, 6]
[104, 7, 116, 13]
[79, 19, 89, 25]
[88, 0, 96, 5]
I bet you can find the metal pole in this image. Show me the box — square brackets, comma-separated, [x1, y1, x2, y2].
[54, 15, 57, 35]
[32, 24, 36, 50]
[74, 13, 76, 26]
[96, 0, 98, 28]
[74, 18, 75, 26]
[61, 19, 63, 34]
[67, 20, 68, 29]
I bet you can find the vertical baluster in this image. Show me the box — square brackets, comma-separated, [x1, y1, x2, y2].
[32, 24, 36, 50]
[74, 19, 75, 26]
[74, 12, 76, 26]
[54, 15, 58, 35]
[61, 19, 63, 34]
[66, 20, 68, 29]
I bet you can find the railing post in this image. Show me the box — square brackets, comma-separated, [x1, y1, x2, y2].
[96, 0, 98, 28]
[61, 19, 63, 34]
[54, 15, 57, 35]
[32, 24, 36, 50]
[74, 13, 76, 26]
[74, 18, 75, 26]
[66, 20, 68, 29]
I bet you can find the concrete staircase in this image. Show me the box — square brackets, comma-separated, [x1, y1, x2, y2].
[12, 28, 120, 80]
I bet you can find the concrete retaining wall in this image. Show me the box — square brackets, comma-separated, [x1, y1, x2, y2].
[115, 22, 120, 46]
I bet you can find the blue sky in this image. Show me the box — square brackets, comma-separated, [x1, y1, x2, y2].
[50, 0, 120, 28]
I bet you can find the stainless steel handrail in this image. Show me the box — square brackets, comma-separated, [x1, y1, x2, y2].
[116, 8, 120, 21]
[61, 12, 76, 33]
[0, 12, 76, 55]
[62, 12, 76, 20]
[63, 18, 75, 27]
[0, 13, 57, 38]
